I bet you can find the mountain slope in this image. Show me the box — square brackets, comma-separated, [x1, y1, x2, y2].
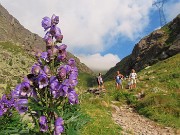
[104, 14, 180, 80]
[0, 4, 93, 74]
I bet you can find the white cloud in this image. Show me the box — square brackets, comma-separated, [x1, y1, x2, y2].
[0, 0, 153, 54]
[77, 53, 120, 71]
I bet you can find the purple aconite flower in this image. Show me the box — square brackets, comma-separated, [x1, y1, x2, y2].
[12, 84, 21, 99]
[54, 117, 64, 135]
[45, 36, 53, 47]
[58, 44, 67, 51]
[42, 16, 51, 31]
[50, 26, 61, 38]
[15, 98, 28, 113]
[55, 35, 63, 43]
[56, 44, 67, 61]
[38, 74, 49, 89]
[59, 85, 68, 97]
[19, 82, 32, 96]
[44, 66, 51, 77]
[57, 66, 67, 79]
[68, 74, 78, 88]
[57, 65, 71, 80]
[41, 52, 50, 62]
[50, 76, 61, 98]
[39, 116, 48, 132]
[51, 14, 59, 25]
[0, 95, 11, 115]
[47, 49, 53, 59]
[68, 58, 76, 67]
[44, 32, 53, 49]
[31, 63, 41, 75]
[68, 89, 78, 105]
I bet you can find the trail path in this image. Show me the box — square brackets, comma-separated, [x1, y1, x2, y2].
[111, 104, 177, 135]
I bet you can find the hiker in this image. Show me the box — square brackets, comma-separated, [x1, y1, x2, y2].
[97, 73, 104, 89]
[115, 71, 124, 89]
[129, 69, 137, 89]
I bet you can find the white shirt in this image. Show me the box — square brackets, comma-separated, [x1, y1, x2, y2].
[130, 73, 137, 79]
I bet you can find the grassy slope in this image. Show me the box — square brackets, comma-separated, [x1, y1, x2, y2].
[0, 41, 35, 95]
[77, 73, 122, 135]
[135, 53, 180, 128]
[104, 54, 180, 128]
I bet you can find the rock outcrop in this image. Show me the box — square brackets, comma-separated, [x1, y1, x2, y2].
[105, 14, 180, 80]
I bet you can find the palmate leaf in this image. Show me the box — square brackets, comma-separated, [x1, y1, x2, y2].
[65, 114, 81, 124]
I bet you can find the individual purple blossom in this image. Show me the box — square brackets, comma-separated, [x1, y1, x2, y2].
[50, 25, 61, 37]
[57, 66, 67, 79]
[19, 82, 32, 96]
[68, 89, 78, 105]
[57, 65, 71, 79]
[44, 32, 54, 49]
[43, 32, 52, 41]
[57, 44, 67, 51]
[47, 49, 53, 59]
[68, 58, 76, 67]
[0, 95, 10, 115]
[59, 85, 68, 97]
[46, 36, 53, 47]
[15, 98, 28, 114]
[51, 14, 59, 25]
[70, 67, 79, 78]
[55, 35, 63, 43]
[44, 66, 51, 76]
[39, 116, 48, 132]
[68, 74, 78, 88]
[54, 117, 64, 135]
[7, 93, 15, 108]
[56, 44, 67, 61]
[42, 16, 51, 31]
[41, 52, 50, 62]
[12, 84, 21, 99]
[31, 63, 42, 76]
[38, 74, 49, 89]
[50, 76, 61, 98]
[41, 52, 48, 59]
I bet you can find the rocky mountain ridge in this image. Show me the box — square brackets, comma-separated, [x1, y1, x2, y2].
[0, 4, 93, 74]
[105, 14, 180, 79]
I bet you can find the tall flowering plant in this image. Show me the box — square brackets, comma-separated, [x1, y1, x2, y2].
[0, 14, 79, 134]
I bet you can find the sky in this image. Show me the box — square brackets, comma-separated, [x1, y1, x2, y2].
[1, 0, 180, 71]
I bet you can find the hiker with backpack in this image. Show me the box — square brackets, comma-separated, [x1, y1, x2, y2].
[97, 73, 104, 89]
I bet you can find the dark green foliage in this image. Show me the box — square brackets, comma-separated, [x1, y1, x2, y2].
[112, 91, 137, 105]
[0, 111, 29, 135]
[61, 103, 90, 135]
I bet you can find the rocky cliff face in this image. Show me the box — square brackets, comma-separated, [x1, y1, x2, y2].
[105, 14, 180, 80]
[0, 4, 93, 74]
[0, 4, 45, 51]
